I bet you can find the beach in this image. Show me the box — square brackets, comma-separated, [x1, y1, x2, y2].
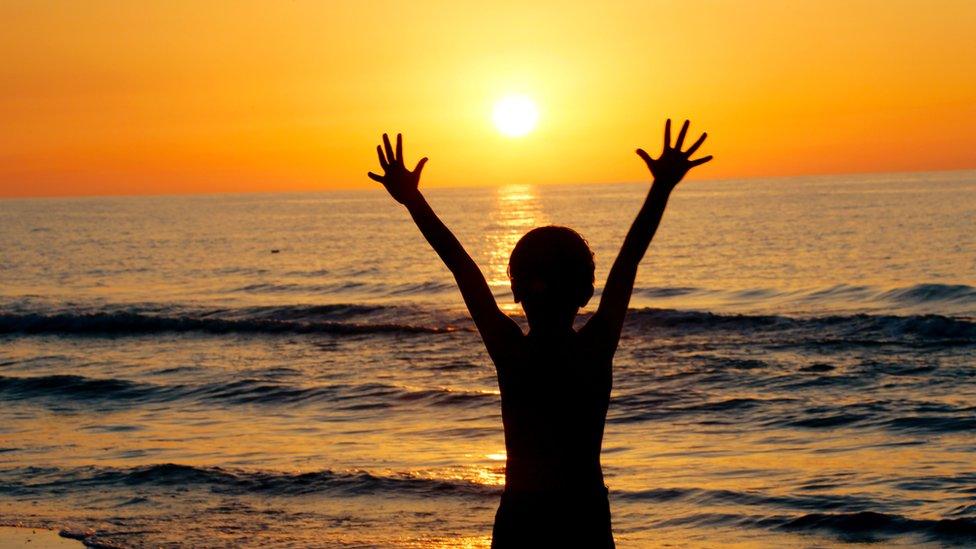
[1, 172, 974, 547]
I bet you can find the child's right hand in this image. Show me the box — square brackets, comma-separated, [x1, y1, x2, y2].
[369, 133, 428, 204]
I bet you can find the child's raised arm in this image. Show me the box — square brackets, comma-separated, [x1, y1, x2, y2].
[584, 120, 712, 352]
[369, 133, 521, 356]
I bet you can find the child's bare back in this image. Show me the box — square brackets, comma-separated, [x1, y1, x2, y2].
[368, 120, 711, 548]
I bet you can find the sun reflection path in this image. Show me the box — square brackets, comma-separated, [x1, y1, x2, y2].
[485, 185, 548, 313]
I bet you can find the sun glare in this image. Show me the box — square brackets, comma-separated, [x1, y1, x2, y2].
[492, 94, 539, 138]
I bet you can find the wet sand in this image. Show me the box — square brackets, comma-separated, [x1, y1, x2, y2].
[0, 527, 81, 548]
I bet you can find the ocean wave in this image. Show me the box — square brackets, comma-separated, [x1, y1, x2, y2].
[0, 374, 497, 410]
[632, 282, 976, 310]
[609, 395, 796, 424]
[611, 485, 976, 543]
[880, 283, 976, 305]
[634, 286, 703, 298]
[608, 388, 976, 434]
[0, 310, 460, 337]
[773, 511, 976, 542]
[0, 463, 500, 499]
[0, 375, 157, 403]
[228, 279, 457, 296]
[649, 509, 976, 543]
[4, 464, 972, 544]
[2, 301, 973, 344]
[617, 485, 882, 512]
[236, 303, 393, 321]
[885, 415, 976, 433]
[626, 308, 976, 343]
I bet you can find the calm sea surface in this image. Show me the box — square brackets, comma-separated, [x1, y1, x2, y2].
[1, 171, 974, 547]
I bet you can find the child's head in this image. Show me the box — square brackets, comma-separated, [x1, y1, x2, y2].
[508, 226, 595, 332]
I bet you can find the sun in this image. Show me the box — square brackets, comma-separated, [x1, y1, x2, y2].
[492, 94, 539, 137]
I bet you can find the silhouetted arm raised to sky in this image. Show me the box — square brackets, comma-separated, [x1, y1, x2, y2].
[585, 120, 712, 351]
[369, 133, 521, 355]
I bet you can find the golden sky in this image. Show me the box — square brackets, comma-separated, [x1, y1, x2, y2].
[2, 0, 974, 197]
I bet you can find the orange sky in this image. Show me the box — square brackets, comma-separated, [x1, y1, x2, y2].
[1, 0, 974, 198]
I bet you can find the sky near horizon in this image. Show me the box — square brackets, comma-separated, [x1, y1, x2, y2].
[1, 0, 975, 198]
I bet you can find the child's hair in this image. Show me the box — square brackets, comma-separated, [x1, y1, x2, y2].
[508, 226, 595, 306]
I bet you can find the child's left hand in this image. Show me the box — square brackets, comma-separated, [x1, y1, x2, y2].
[636, 119, 712, 189]
[369, 133, 428, 204]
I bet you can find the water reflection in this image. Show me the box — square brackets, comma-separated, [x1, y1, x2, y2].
[421, 536, 492, 549]
[485, 185, 548, 312]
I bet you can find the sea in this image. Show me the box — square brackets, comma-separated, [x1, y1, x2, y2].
[1, 171, 974, 548]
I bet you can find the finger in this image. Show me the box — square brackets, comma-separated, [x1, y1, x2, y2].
[368, 172, 384, 182]
[635, 148, 654, 168]
[685, 132, 707, 156]
[664, 119, 671, 149]
[376, 145, 388, 169]
[414, 157, 428, 176]
[396, 133, 403, 162]
[689, 155, 713, 167]
[383, 133, 395, 164]
[676, 120, 689, 149]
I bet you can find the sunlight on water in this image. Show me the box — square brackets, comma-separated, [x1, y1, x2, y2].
[464, 465, 506, 488]
[411, 535, 492, 548]
[485, 184, 547, 311]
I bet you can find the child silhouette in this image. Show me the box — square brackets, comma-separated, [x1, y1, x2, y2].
[369, 120, 711, 548]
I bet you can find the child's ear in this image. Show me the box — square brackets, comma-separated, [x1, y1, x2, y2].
[579, 285, 594, 308]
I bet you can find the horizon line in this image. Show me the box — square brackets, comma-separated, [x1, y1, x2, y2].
[2, 166, 974, 201]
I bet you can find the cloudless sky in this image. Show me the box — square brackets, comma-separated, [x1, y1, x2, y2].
[2, 0, 974, 197]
